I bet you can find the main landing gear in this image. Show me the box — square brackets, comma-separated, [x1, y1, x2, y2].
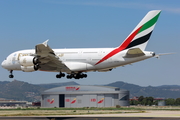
[56, 72, 65, 78]
[9, 70, 14, 78]
[56, 72, 87, 79]
[67, 73, 87, 79]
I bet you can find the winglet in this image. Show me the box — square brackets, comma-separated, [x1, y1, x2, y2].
[42, 39, 49, 47]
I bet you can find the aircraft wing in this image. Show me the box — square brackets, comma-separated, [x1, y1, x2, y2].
[35, 40, 71, 72]
[124, 48, 145, 58]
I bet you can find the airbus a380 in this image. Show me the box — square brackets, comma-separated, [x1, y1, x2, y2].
[2, 10, 165, 79]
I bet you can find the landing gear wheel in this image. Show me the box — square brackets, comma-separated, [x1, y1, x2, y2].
[56, 74, 61, 78]
[74, 73, 81, 79]
[83, 74, 87, 78]
[56, 72, 65, 78]
[67, 73, 87, 79]
[9, 75, 14, 78]
[67, 75, 73, 79]
[61, 73, 65, 77]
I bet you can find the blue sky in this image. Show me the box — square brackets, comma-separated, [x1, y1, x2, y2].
[0, 0, 180, 86]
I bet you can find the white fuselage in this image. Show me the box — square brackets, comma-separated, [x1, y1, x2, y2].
[1, 10, 162, 79]
[2, 48, 154, 73]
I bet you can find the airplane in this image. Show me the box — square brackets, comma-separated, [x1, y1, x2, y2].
[2, 10, 163, 79]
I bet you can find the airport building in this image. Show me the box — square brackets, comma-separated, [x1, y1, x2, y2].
[41, 85, 129, 108]
[0, 100, 29, 107]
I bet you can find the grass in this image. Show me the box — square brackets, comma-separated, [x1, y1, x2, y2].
[1, 106, 180, 111]
[0, 106, 179, 116]
[0, 110, 142, 116]
[0, 106, 143, 111]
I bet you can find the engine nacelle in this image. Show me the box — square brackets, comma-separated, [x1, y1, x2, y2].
[21, 66, 37, 72]
[64, 62, 93, 71]
[98, 69, 112, 72]
[19, 56, 38, 66]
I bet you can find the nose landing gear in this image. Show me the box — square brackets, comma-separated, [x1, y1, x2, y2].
[9, 70, 14, 78]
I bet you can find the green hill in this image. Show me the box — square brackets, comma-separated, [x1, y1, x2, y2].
[0, 80, 179, 101]
[0, 80, 79, 101]
[106, 81, 180, 98]
[0, 80, 45, 101]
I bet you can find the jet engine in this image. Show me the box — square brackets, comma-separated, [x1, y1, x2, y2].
[21, 65, 39, 72]
[19, 56, 38, 66]
[19, 56, 39, 72]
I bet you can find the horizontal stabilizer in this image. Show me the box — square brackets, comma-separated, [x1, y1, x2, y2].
[155, 53, 175, 58]
[124, 48, 145, 58]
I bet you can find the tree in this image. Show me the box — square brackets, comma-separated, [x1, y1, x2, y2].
[141, 98, 147, 105]
[137, 96, 154, 106]
[138, 96, 144, 102]
[130, 100, 139, 105]
[147, 97, 154, 103]
[175, 98, 180, 105]
[165, 98, 176, 105]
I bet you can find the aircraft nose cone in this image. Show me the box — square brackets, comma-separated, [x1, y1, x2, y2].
[1, 60, 6, 68]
